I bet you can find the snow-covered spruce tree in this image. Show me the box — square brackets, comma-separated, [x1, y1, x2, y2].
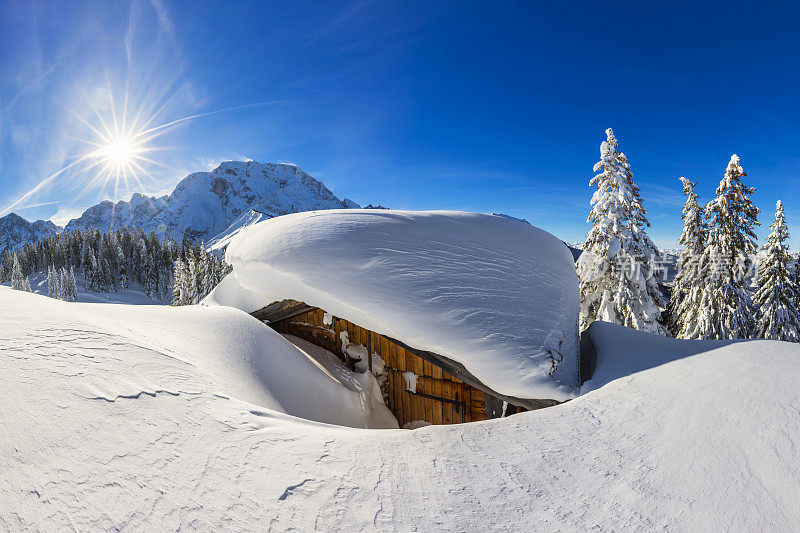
[576, 128, 669, 335]
[0, 226, 229, 303]
[11, 254, 29, 292]
[668, 177, 708, 337]
[66, 266, 78, 301]
[754, 201, 800, 341]
[794, 253, 800, 310]
[58, 267, 68, 300]
[116, 243, 128, 290]
[690, 155, 759, 339]
[172, 258, 187, 306]
[47, 265, 60, 299]
[185, 253, 199, 304]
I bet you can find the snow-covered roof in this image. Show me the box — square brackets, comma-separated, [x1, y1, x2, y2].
[218, 209, 580, 400]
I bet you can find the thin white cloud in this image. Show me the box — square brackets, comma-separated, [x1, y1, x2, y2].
[50, 206, 87, 227]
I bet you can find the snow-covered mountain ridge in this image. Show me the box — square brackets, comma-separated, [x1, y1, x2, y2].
[64, 161, 359, 241]
[0, 213, 62, 252]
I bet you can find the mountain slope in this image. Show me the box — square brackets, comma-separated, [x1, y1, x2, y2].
[207, 209, 272, 252]
[65, 161, 358, 241]
[62, 193, 168, 235]
[0, 213, 62, 252]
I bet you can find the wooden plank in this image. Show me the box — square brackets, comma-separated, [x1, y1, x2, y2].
[416, 377, 426, 423]
[459, 384, 467, 423]
[422, 359, 433, 377]
[401, 366, 411, 426]
[422, 379, 433, 424]
[408, 393, 418, 426]
[405, 349, 415, 380]
[367, 330, 373, 373]
[392, 369, 402, 425]
[386, 369, 393, 412]
[413, 352, 424, 378]
[411, 377, 421, 422]
[470, 387, 485, 421]
[440, 381, 451, 424]
[394, 342, 405, 372]
[462, 386, 471, 423]
[451, 382, 461, 423]
[380, 335, 391, 368]
[387, 369, 395, 413]
[334, 318, 346, 363]
[412, 353, 425, 423]
[251, 299, 310, 323]
[430, 361, 443, 380]
[431, 378, 443, 425]
[404, 352, 416, 423]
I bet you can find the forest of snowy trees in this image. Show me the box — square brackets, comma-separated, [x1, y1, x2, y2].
[0, 227, 229, 305]
[578, 128, 800, 342]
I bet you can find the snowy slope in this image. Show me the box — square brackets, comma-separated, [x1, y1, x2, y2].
[0, 212, 62, 251]
[217, 209, 580, 401]
[582, 321, 742, 392]
[207, 208, 272, 253]
[2, 289, 799, 530]
[3, 270, 167, 305]
[0, 288, 394, 429]
[61, 193, 168, 235]
[64, 161, 358, 241]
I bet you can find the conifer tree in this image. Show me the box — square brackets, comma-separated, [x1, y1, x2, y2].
[793, 253, 800, 310]
[47, 265, 60, 299]
[185, 253, 199, 304]
[690, 155, 759, 339]
[66, 266, 78, 301]
[116, 244, 128, 290]
[58, 267, 68, 300]
[668, 177, 708, 337]
[1, 226, 227, 304]
[754, 201, 800, 341]
[576, 128, 669, 335]
[11, 254, 27, 291]
[172, 258, 186, 306]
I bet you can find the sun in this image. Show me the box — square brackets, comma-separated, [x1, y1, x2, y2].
[101, 136, 139, 169]
[73, 98, 169, 198]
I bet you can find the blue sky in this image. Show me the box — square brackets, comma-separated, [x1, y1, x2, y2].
[1, 1, 799, 248]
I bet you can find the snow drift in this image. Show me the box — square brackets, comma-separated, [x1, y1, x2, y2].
[2, 288, 799, 530]
[0, 287, 394, 430]
[216, 209, 581, 401]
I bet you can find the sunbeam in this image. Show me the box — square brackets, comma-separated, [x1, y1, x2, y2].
[0, 99, 281, 217]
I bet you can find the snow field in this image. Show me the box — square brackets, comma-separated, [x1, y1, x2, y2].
[2, 288, 799, 530]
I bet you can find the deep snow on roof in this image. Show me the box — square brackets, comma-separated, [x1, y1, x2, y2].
[221, 209, 580, 400]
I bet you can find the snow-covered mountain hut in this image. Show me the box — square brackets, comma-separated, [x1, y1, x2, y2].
[208, 210, 581, 426]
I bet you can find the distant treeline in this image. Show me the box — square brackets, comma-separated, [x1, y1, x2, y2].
[0, 227, 230, 304]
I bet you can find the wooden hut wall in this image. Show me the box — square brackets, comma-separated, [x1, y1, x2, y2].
[270, 307, 489, 426]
